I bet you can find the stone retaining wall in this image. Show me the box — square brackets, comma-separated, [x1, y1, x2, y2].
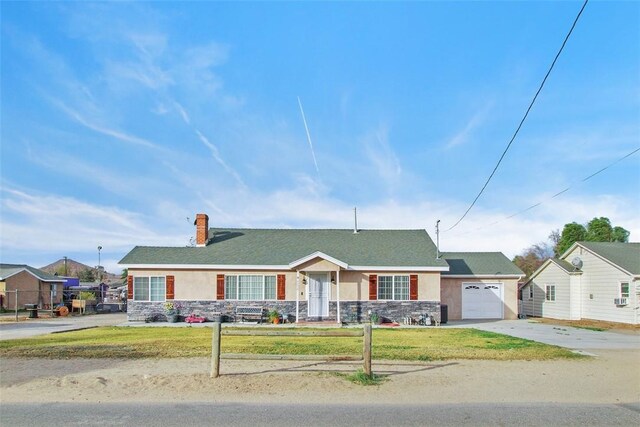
[127, 300, 440, 323]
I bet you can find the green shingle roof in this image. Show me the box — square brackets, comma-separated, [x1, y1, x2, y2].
[441, 252, 523, 276]
[120, 228, 449, 268]
[0, 264, 66, 282]
[575, 242, 640, 275]
[549, 258, 580, 273]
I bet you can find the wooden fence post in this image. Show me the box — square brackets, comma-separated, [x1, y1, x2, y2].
[363, 323, 372, 377]
[210, 322, 221, 378]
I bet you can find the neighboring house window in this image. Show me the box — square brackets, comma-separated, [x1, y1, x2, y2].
[377, 275, 409, 301]
[545, 285, 556, 302]
[224, 275, 277, 300]
[529, 286, 533, 300]
[133, 276, 166, 301]
[620, 282, 630, 299]
[50, 284, 57, 298]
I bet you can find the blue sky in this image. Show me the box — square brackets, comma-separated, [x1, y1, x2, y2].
[1, 1, 639, 275]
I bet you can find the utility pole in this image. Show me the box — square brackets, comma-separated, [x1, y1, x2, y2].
[436, 220, 441, 259]
[97, 246, 102, 282]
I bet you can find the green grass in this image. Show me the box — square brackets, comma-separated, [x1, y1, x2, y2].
[0, 326, 582, 361]
[333, 369, 387, 386]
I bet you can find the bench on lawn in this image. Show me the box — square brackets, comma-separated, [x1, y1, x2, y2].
[235, 306, 266, 323]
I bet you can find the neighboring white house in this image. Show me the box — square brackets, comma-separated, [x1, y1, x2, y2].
[521, 242, 640, 325]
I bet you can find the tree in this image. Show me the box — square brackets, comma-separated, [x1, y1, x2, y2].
[553, 217, 630, 256]
[77, 268, 96, 282]
[555, 222, 587, 256]
[586, 217, 613, 242]
[512, 242, 553, 280]
[612, 226, 630, 243]
[548, 229, 560, 248]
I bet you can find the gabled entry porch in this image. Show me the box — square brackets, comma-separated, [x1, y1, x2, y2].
[290, 251, 347, 324]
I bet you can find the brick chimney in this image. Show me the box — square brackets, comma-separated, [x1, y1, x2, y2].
[194, 213, 209, 247]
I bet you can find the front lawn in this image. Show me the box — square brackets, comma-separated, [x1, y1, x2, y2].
[0, 326, 581, 360]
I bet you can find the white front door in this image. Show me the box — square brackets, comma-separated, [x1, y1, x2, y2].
[308, 273, 329, 318]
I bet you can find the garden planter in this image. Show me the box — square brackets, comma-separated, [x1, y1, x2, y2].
[167, 313, 179, 323]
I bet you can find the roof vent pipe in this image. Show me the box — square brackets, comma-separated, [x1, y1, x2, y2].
[353, 207, 358, 234]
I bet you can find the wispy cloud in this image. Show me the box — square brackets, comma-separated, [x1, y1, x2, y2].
[445, 102, 493, 149]
[194, 130, 246, 188]
[52, 100, 164, 151]
[174, 102, 191, 125]
[0, 186, 184, 254]
[363, 124, 402, 189]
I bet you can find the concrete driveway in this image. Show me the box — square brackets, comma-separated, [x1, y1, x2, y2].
[0, 313, 127, 340]
[444, 319, 640, 351]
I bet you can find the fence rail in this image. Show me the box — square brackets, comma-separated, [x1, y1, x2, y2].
[210, 323, 372, 378]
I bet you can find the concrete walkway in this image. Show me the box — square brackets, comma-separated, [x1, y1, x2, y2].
[442, 319, 640, 351]
[0, 313, 127, 340]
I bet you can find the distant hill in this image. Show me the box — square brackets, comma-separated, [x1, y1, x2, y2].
[40, 258, 121, 285]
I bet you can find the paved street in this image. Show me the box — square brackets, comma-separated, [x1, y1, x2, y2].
[0, 313, 127, 340]
[2, 402, 639, 426]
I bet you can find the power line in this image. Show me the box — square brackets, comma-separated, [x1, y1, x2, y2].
[445, 0, 589, 232]
[450, 146, 640, 236]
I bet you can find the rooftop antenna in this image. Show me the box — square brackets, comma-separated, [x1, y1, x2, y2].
[436, 220, 441, 259]
[353, 207, 358, 234]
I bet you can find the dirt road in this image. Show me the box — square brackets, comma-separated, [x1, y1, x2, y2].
[1, 349, 638, 405]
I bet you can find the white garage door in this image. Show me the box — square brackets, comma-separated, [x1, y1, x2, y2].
[462, 283, 503, 319]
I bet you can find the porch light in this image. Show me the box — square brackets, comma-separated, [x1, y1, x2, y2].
[302, 278, 307, 285]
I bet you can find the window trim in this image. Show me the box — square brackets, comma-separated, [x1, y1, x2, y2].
[133, 276, 166, 302]
[224, 274, 277, 301]
[377, 275, 410, 301]
[545, 284, 556, 302]
[619, 281, 630, 299]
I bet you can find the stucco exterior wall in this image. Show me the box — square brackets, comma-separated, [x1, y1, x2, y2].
[0, 271, 64, 309]
[440, 277, 519, 320]
[129, 269, 441, 303]
[297, 258, 341, 272]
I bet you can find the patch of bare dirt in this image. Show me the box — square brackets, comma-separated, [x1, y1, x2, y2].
[534, 317, 640, 333]
[1, 350, 638, 405]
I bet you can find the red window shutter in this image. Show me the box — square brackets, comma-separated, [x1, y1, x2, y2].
[127, 275, 133, 300]
[369, 274, 377, 300]
[166, 276, 175, 300]
[410, 274, 418, 300]
[216, 274, 225, 300]
[277, 274, 286, 300]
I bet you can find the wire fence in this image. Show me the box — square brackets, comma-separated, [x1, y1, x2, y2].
[0, 287, 126, 321]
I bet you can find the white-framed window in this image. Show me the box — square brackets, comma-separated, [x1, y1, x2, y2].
[224, 275, 277, 300]
[377, 275, 409, 301]
[620, 282, 630, 299]
[529, 286, 534, 300]
[133, 276, 166, 301]
[545, 285, 556, 302]
[50, 284, 58, 298]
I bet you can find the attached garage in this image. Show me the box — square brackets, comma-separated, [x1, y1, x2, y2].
[440, 252, 524, 321]
[462, 282, 503, 319]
